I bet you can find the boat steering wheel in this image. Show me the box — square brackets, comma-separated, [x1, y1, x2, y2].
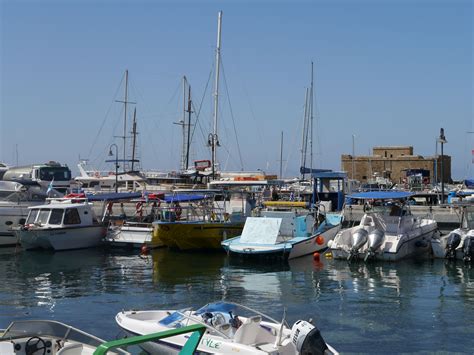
[25, 336, 47, 355]
[211, 312, 226, 327]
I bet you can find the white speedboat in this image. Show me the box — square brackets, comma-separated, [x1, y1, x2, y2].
[116, 301, 338, 354]
[15, 198, 106, 251]
[222, 208, 342, 259]
[329, 191, 438, 261]
[0, 320, 129, 355]
[431, 204, 474, 262]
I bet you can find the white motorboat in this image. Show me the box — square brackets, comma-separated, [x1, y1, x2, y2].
[15, 198, 106, 251]
[431, 204, 474, 262]
[116, 301, 338, 355]
[222, 207, 342, 259]
[0, 320, 129, 355]
[0, 181, 62, 247]
[329, 191, 439, 261]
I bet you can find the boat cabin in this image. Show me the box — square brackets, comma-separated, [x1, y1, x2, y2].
[25, 202, 99, 228]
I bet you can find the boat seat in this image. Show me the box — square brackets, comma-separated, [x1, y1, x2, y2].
[57, 343, 84, 355]
[233, 315, 262, 345]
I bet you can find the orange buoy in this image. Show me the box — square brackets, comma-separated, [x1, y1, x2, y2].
[315, 235, 325, 245]
[313, 252, 320, 261]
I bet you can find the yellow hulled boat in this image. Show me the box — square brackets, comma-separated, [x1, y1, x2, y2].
[152, 220, 244, 250]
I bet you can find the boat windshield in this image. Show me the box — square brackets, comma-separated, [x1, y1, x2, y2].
[37, 209, 51, 224]
[26, 209, 39, 224]
[1, 320, 104, 348]
[464, 209, 474, 229]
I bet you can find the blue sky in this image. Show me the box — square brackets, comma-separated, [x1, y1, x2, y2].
[1, 0, 472, 179]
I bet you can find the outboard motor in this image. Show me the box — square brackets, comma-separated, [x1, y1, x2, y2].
[365, 229, 384, 261]
[348, 229, 368, 261]
[291, 320, 328, 355]
[463, 236, 474, 262]
[445, 232, 462, 259]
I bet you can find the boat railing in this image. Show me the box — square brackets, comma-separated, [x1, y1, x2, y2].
[93, 324, 206, 355]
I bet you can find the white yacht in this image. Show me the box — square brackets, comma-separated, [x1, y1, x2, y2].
[329, 191, 439, 261]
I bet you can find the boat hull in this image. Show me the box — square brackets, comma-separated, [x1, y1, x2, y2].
[0, 203, 40, 246]
[152, 221, 243, 250]
[331, 224, 438, 261]
[17, 225, 105, 251]
[105, 224, 164, 249]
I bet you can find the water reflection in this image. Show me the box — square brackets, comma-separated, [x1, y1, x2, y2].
[0, 248, 472, 352]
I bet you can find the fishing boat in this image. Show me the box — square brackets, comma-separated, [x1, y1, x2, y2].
[15, 197, 106, 251]
[152, 190, 247, 250]
[329, 191, 439, 261]
[0, 320, 129, 355]
[104, 194, 164, 249]
[115, 301, 338, 354]
[431, 204, 474, 262]
[221, 204, 342, 259]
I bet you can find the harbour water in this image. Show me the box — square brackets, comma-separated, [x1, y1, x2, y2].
[0, 247, 473, 353]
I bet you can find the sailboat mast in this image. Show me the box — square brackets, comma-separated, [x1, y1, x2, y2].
[211, 11, 223, 179]
[131, 108, 137, 172]
[185, 85, 192, 170]
[300, 88, 309, 180]
[309, 61, 314, 174]
[279, 131, 284, 179]
[181, 76, 187, 171]
[123, 69, 129, 172]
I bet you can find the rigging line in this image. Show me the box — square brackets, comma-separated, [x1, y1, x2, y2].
[243, 85, 269, 166]
[87, 72, 126, 159]
[190, 70, 213, 153]
[220, 58, 244, 171]
[284, 109, 305, 175]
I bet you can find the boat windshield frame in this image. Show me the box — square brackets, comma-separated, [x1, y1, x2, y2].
[0, 320, 124, 351]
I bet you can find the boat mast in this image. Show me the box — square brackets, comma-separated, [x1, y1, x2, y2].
[115, 69, 136, 172]
[309, 61, 314, 175]
[279, 131, 284, 179]
[123, 70, 129, 172]
[185, 84, 193, 170]
[131, 107, 138, 172]
[211, 11, 223, 179]
[300, 88, 309, 180]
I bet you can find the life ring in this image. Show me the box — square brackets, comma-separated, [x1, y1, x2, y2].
[94, 171, 100, 178]
[136, 202, 143, 218]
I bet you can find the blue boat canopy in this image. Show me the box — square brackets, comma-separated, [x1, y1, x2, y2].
[348, 191, 413, 200]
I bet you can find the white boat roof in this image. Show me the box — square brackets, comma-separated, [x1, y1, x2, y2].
[28, 201, 91, 209]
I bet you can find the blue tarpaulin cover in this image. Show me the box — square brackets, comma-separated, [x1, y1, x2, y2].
[348, 191, 413, 200]
[465, 179, 474, 188]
